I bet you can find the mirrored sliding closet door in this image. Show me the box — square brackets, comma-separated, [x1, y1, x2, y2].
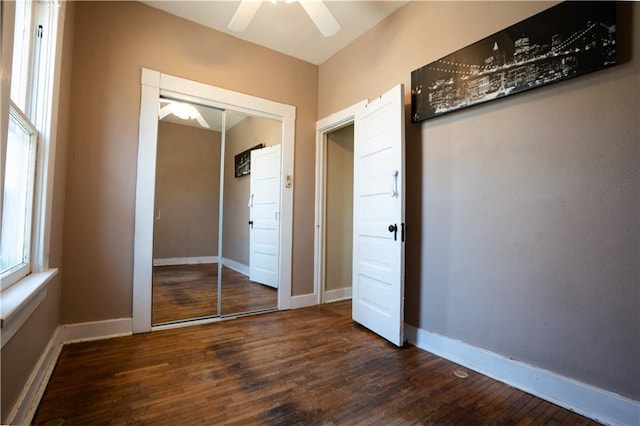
[151, 100, 281, 325]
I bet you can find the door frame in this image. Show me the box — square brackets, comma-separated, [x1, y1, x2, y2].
[133, 69, 295, 333]
[313, 101, 367, 305]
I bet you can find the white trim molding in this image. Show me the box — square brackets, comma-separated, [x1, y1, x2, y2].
[0, 269, 58, 348]
[221, 258, 249, 276]
[291, 293, 318, 309]
[153, 256, 218, 267]
[324, 287, 352, 303]
[6, 317, 133, 425]
[134, 68, 295, 333]
[60, 318, 132, 344]
[405, 325, 640, 426]
[5, 326, 63, 426]
[314, 101, 366, 306]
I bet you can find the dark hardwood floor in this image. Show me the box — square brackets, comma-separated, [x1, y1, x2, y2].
[152, 263, 277, 324]
[34, 301, 599, 425]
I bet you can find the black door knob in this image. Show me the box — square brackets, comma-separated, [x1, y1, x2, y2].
[388, 224, 398, 240]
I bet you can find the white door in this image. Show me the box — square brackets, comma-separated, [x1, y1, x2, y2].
[352, 84, 405, 346]
[249, 145, 281, 288]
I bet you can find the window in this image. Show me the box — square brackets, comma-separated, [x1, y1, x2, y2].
[1, 0, 60, 291]
[10, 0, 35, 112]
[1, 106, 38, 289]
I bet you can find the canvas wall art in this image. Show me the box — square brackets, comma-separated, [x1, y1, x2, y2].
[234, 143, 263, 177]
[411, 1, 617, 122]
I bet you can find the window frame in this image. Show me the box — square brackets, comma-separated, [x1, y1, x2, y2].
[1, 0, 52, 292]
[0, 0, 65, 347]
[9, 0, 36, 115]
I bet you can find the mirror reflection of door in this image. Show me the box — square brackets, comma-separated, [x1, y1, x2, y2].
[249, 145, 281, 288]
[151, 99, 281, 325]
[152, 101, 222, 325]
[221, 111, 280, 317]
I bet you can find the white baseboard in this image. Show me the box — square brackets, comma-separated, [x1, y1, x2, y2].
[292, 288, 352, 308]
[6, 326, 63, 426]
[291, 293, 318, 309]
[324, 287, 352, 303]
[405, 325, 639, 426]
[6, 318, 134, 424]
[61, 318, 132, 344]
[153, 256, 218, 266]
[221, 258, 249, 276]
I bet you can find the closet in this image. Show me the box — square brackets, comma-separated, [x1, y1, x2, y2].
[152, 101, 281, 324]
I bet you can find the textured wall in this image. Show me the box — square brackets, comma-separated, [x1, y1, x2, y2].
[153, 121, 221, 261]
[62, 1, 318, 325]
[318, 1, 639, 401]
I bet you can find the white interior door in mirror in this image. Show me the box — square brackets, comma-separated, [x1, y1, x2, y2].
[249, 144, 282, 288]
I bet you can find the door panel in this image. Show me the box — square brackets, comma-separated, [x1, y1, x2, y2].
[151, 103, 222, 325]
[221, 112, 281, 316]
[352, 84, 405, 346]
[249, 144, 282, 288]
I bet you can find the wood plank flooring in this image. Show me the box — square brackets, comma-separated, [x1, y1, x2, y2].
[152, 264, 277, 324]
[34, 301, 599, 425]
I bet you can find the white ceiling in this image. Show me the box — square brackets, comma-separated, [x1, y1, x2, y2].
[142, 1, 408, 65]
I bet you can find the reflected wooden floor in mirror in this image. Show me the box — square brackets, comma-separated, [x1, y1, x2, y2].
[152, 264, 277, 324]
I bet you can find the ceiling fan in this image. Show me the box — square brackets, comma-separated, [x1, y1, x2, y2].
[229, 0, 341, 37]
[159, 99, 211, 129]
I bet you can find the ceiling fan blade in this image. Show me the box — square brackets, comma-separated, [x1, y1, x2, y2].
[158, 104, 173, 119]
[195, 114, 211, 129]
[229, 0, 263, 32]
[299, 0, 340, 37]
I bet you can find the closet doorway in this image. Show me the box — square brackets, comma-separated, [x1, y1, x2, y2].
[133, 69, 295, 333]
[314, 102, 364, 305]
[323, 124, 354, 303]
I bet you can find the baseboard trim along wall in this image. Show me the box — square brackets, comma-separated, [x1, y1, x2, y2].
[291, 293, 318, 309]
[324, 287, 352, 303]
[221, 258, 249, 276]
[6, 327, 63, 426]
[8, 318, 134, 425]
[293, 289, 353, 308]
[60, 318, 132, 344]
[405, 325, 640, 426]
[153, 256, 218, 267]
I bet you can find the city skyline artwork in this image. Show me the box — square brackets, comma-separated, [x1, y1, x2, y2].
[411, 1, 617, 122]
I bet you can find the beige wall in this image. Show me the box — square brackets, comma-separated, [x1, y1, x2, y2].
[5, 1, 638, 419]
[319, 1, 639, 400]
[223, 116, 281, 267]
[325, 125, 354, 291]
[153, 121, 221, 260]
[61, 1, 318, 324]
[1, 2, 74, 421]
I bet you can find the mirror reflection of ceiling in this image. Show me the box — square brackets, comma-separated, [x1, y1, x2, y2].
[159, 99, 248, 132]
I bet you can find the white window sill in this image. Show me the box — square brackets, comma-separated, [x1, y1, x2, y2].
[1, 269, 58, 348]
